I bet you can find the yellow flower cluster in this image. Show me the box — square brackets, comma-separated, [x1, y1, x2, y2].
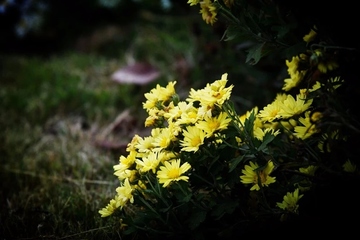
[282, 28, 339, 92]
[99, 73, 235, 217]
[100, 27, 356, 229]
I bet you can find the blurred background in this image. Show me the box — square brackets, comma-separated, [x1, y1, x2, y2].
[0, 0, 284, 238]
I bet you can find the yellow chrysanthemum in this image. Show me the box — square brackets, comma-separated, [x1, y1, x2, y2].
[135, 135, 155, 153]
[328, 76, 344, 90]
[276, 188, 303, 214]
[254, 127, 280, 141]
[143, 81, 177, 111]
[196, 112, 231, 137]
[200, 0, 217, 25]
[282, 55, 308, 91]
[163, 101, 194, 122]
[187, 0, 200, 6]
[114, 169, 137, 182]
[152, 127, 174, 152]
[99, 195, 122, 217]
[299, 165, 318, 176]
[157, 159, 191, 187]
[180, 125, 206, 152]
[240, 160, 276, 191]
[126, 134, 141, 152]
[187, 73, 233, 110]
[280, 118, 297, 132]
[293, 111, 320, 140]
[313, 49, 339, 73]
[176, 108, 200, 125]
[278, 92, 313, 119]
[113, 150, 137, 175]
[309, 81, 321, 92]
[135, 151, 161, 174]
[207, 73, 233, 106]
[258, 94, 286, 122]
[116, 178, 135, 205]
[303, 27, 317, 43]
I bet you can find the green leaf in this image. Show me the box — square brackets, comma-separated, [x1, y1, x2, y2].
[257, 132, 276, 152]
[272, 25, 290, 39]
[229, 154, 245, 172]
[188, 210, 207, 230]
[245, 42, 266, 65]
[172, 181, 192, 202]
[243, 110, 256, 137]
[211, 200, 238, 220]
[221, 24, 252, 43]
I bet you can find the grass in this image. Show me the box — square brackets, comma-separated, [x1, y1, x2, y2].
[0, 53, 135, 239]
[0, 9, 281, 239]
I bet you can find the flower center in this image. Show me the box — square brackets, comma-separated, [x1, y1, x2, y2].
[270, 109, 279, 118]
[191, 136, 201, 147]
[209, 120, 220, 131]
[254, 171, 266, 184]
[168, 169, 180, 179]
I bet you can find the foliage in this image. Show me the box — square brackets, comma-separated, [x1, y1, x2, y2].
[100, 0, 360, 238]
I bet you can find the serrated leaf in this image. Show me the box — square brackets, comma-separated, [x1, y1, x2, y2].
[257, 132, 276, 152]
[188, 210, 207, 230]
[243, 110, 256, 137]
[245, 42, 266, 65]
[272, 25, 290, 39]
[222, 24, 241, 41]
[211, 200, 238, 220]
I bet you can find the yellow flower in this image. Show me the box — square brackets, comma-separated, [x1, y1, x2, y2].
[157, 159, 191, 187]
[135, 135, 155, 153]
[187, 0, 200, 6]
[310, 111, 322, 122]
[299, 165, 318, 176]
[317, 61, 339, 73]
[143, 81, 177, 111]
[254, 127, 280, 141]
[196, 112, 232, 137]
[303, 27, 317, 43]
[314, 49, 339, 73]
[116, 178, 135, 205]
[176, 108, 200, 125]
[135, 151, 161, 174]
[276, 188, 303, 214]
[164, 101, 194, 122]
[99, 195, 122, 217]
[258, 94, 285, 122]
[114, 169, 137, 182]
[280, 118, 297, 132]
[278, 92, 313, 119]
[180, 125, 206, 152]
[200, 0, 217, 25]
[282, 55, 308, 91]
[152, 127, 174, 152]
[187, 73, 233, 110]
[240, 160, 276, 191]
[113, 150, 137, 175]
[309, 81, 321, 92]
[294, 111, 320, 140]
[328, 76, 344, 90]
[126, 134, 141, 152]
